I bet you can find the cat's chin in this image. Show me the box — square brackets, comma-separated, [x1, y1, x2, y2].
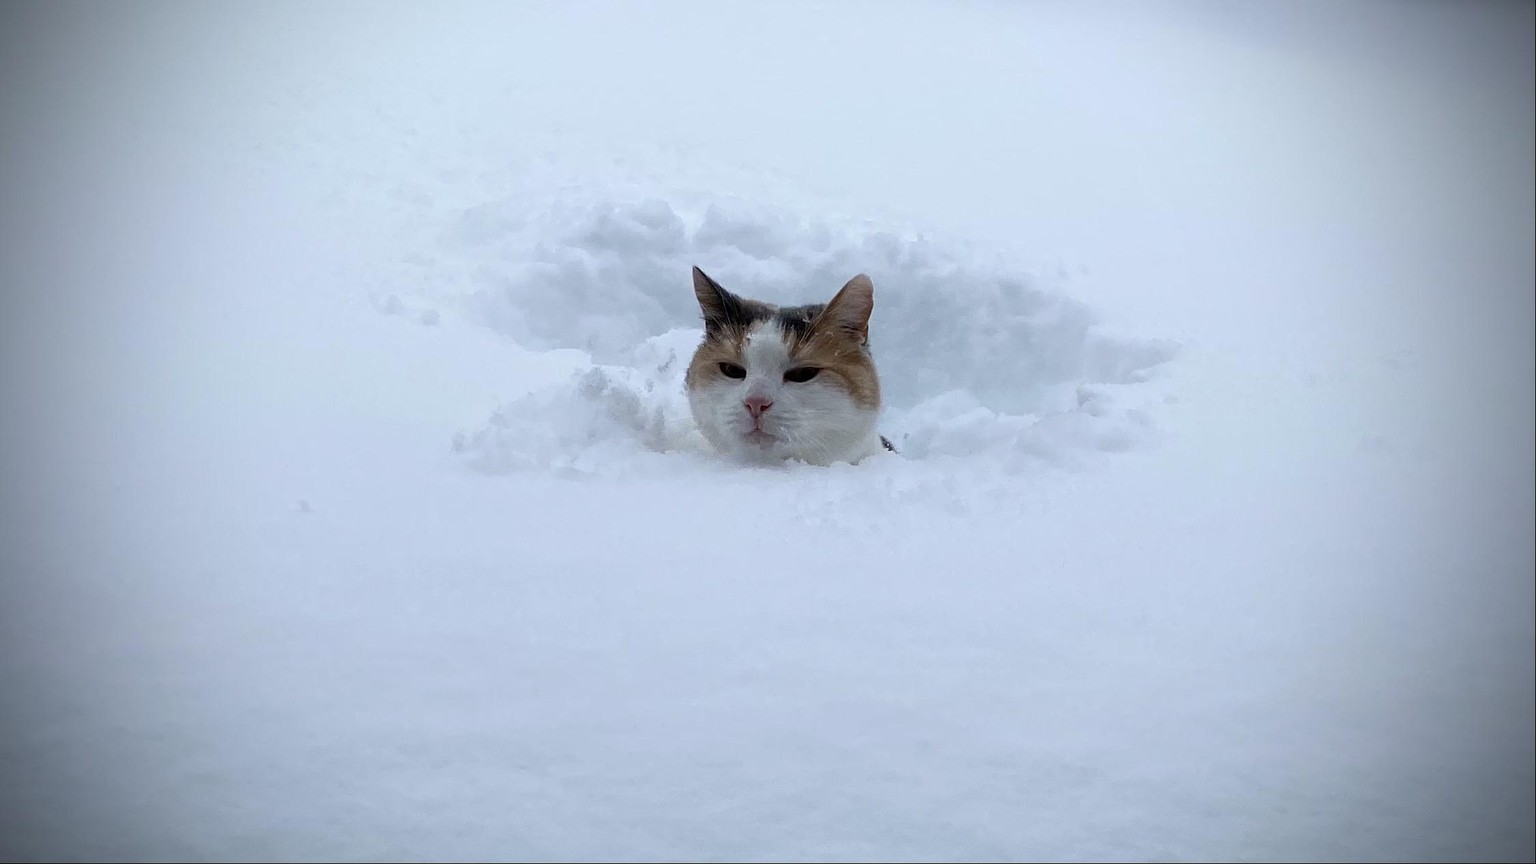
[731, 430, 789, 464]
[717, 428, 790, 462]
[721, 426, 884, 467]
[741, 429, 778, 448]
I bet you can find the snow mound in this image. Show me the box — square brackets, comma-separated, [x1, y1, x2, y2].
[452, 328, 711, 476]
[440, 197, 1178, 473]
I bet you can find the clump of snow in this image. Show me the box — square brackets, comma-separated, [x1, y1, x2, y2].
[452, 328, 710, 476]
[444, 197, 1178, 474]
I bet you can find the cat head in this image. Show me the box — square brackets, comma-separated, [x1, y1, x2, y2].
[685, 266, 883, 465]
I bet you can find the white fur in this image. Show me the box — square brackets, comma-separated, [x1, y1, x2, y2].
[688, 321, 882, 466]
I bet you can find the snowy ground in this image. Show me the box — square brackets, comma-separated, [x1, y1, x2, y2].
[2, 1, 1532, 860]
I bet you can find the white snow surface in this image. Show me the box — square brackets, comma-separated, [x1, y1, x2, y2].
[2, 1, 1532, 861]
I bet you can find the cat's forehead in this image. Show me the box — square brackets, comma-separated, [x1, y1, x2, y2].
[742, 318, 796, 370]
[772, 303, 826, 343]
[720, 301, 825, 333]
[710, 302, 827, 353]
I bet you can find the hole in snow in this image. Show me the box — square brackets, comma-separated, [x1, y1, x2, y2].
[442, 197, 1179, 474]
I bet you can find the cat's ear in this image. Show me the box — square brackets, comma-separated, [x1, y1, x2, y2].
[693, 266, 749, 333]
[818, 274, 875, 344]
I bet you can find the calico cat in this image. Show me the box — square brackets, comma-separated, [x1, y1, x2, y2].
[685, 266, 894, 465]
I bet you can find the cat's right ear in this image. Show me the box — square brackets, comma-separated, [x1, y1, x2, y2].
[693, 266, 747, 332]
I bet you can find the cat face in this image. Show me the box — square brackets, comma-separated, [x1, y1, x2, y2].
[685, 267, 883, 465]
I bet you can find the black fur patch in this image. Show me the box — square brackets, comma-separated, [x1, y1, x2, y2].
[772, 303, 826, 344]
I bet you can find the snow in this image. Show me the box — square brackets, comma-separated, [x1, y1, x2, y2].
[2, 0, 1531, 860]
[447, 197, 1177, 476]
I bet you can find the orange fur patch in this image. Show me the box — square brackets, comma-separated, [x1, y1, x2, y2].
[686, 317, 881, 410]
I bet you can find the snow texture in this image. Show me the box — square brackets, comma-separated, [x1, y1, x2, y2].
[1, 1, 1531, 861]
[448, 197, 1177, 477]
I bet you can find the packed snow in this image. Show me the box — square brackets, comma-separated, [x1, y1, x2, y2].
[1, 1, 1531, 861]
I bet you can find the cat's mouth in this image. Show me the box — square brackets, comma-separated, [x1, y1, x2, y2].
[742, 428, 778, 447]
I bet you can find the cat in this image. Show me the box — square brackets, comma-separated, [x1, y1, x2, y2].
[685, 266, 895, 465]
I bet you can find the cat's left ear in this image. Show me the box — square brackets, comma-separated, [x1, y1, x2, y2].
[819, 274, 875, 344]
[693, 266, 750, 333]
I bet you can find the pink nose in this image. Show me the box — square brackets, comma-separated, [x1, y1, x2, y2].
[744, 395, 773, 419]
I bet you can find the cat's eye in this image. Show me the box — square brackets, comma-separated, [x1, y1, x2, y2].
[718, 362, 747, 379]
[783, 366, 821, 383]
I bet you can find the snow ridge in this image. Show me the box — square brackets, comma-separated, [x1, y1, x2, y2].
[441, 197, 1178, 475]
